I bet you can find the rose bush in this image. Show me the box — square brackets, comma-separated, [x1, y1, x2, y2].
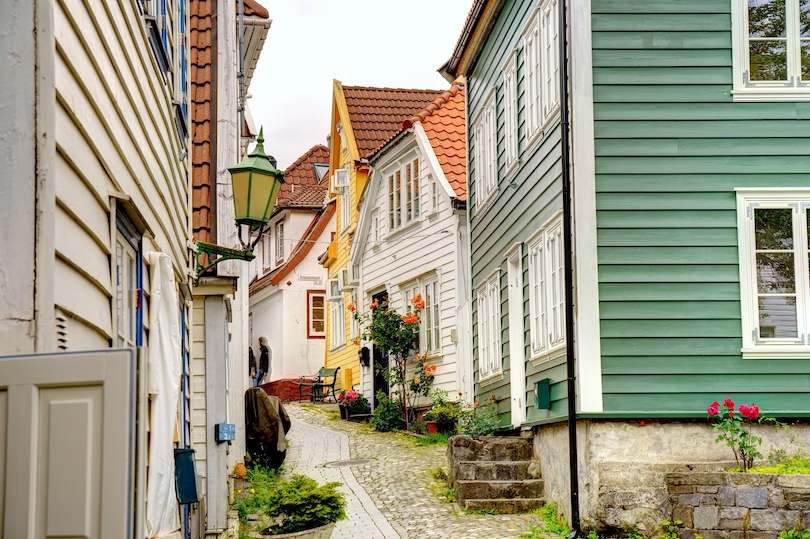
[707, 397, 782, 472]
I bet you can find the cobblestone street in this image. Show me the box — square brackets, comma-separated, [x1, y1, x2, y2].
[283, 403, 537, 539]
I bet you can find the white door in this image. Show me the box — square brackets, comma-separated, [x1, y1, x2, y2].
[507, 247, 526, 427]
[0, 349, 135, 539]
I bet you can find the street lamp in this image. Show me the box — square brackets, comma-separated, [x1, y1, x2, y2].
[193, 128, 284, 282]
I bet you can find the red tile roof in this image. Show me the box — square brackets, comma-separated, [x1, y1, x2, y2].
[250, 201, 336, 293]
[276, 144, 329, 208]
[404, 84, 467, 200]
[342, 86, 444, 159]
[241, 0, 269, 19]
[191, 0, 214, 242]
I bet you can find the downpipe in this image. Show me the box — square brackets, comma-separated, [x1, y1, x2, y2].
[559, 0, 580, 535]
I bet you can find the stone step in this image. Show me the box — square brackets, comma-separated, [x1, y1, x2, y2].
[463, 498, 545, 514]
[454, 461, 533, 481]
[455, 479, 545, 503]
[448, 435, 533, 463]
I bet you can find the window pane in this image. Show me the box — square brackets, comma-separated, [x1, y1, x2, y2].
[802, 0, 810, 37]
[802, 41, 810, 79]
[755, 208, 794, 249]
[749, 0, 786, 38]
[758, 296, 798, 338]
[749, 40, 788, 81]
[756, 253, 796, 293]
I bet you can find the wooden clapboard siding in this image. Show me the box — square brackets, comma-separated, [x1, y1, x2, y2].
[190, 300, 207, 488]
[592, 0, 810, 415]
[467, 0, 566, 426]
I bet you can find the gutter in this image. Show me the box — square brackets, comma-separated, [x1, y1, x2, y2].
[559, 0, 580, 535]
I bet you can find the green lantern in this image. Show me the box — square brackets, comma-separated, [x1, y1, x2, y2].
[228, 127, 285, 228]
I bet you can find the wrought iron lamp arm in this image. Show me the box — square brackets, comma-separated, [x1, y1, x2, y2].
[193, 222, 266, 284]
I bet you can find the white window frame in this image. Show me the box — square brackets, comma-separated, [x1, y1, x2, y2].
[732, 0, 810, 101]
[429, 174, 439, 213]
[371, 208, 381, 245]
[423, 278, 441, 356]
[350, 290, 359, 339]
[275, 219, 284, 265]
[308, 291, 326, 338]
[523, 12, 542, 141]
[340, 177, 351, 235]
[262, 232, 272, 269]
[387, 154, 421, 232]
[539, 0, 560, 122]
[330, 296, 346, 350]
[473, 91, 497, 210]
[477, 270, 502, 382]
[527, 213, 566, 365]
[736, 189, 810, 358]
[327, 278, 342, 301]
[503, 50, 519, 172]
[115, 234, 138, 348]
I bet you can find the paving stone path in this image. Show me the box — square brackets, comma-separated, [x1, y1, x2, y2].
[283, 403, 537, 539]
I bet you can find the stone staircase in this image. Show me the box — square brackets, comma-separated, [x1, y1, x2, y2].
[448, 435, 544, 514]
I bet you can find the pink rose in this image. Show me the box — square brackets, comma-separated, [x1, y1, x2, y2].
[723, 398, 735, 411]
[707, 403, 719, 416]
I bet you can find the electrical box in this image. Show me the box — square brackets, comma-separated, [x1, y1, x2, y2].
[534, 378, 551, 410]
[215, 423, 235, 442]
[174, 448, 199, 504]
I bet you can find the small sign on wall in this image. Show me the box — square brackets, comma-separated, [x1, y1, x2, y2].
[215, 423, 235, 442]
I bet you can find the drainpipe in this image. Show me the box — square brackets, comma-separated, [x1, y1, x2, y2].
[238, 0, 245, 155]
[559, 0, 580, 535]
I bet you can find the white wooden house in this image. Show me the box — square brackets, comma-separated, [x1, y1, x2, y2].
[350, 83, 473, 402]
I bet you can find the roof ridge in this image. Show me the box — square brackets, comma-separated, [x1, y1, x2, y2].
[402, 83, 463, 129]
[283, 144, 329, 175]
[342, 85, 443, 93]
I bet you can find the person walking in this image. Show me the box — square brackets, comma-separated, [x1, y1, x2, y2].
[249, 345, 257, 387]
[256, 336, 271, 386]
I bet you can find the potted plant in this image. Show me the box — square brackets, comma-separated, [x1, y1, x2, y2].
[424, 389, 461, 434]
[233, 468, 346, 538]
[337, 390, 371, 421]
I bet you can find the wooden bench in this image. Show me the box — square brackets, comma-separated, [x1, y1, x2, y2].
[298, 367, 340, 403]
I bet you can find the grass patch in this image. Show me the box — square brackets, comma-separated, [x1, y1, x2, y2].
[749, 455, 810, 474]
[413, 432, 451, 447]
[427, 467, 456, 504]
[522, 502, 571, 539]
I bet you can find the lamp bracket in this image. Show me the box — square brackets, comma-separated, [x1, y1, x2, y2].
[193, 241, 255, 284]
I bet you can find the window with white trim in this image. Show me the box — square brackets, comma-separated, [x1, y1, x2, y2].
[387, 156, 421, 231]
[540, 0, 560, 120]
[340, 176, 351, 234]
[528, 215, 565, 362]
[737, 190, 810, 358]
[423, 279, 441, 355]
[503, 52, 518, 170]
[732, 0, 810, 101]
[308, 292, 326, 338]
[275, 219, 284, 264]
[524, 0, 560, 143]
[116, 228, 138, 348]
[477, 271, 502, 380]
[430, 174, 438, 212]
[350, 290, 359, 338]
[262, 234, 272, 269]
[372, 209, 381, 244]
[330, 296, 346, 350]
[473, 93, 497, 209]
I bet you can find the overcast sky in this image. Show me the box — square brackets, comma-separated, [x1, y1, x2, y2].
[247, 0, 472, 169]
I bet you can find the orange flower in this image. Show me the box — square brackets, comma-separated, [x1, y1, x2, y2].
[370, 299, 379, 310]
[414, 377, 421, 384]
[416, 353, 421, 360]
[431, 365, 437, 372]
[347, 303, 356, 312]
[475, 401, 480, 407]
[414, 299, 425, 310]
[410, 293, 422, 305]
[352, 337, 360, 345]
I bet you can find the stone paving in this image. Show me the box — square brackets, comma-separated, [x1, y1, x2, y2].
[283, 403, 538, 539]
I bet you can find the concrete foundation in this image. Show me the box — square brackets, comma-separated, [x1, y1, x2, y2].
[531, 419, 810, 533]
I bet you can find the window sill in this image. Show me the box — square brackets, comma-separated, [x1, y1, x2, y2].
[531, 345, 566, 367]
[475, 188, 498, 218]
[329, 343, 347, 354]
[479, 371, 503, 388]
[732, 88, 810, 102]
[742, 347, 810, 360]
[308, 335, 326, 340]
[525, 109, 561, 156]
[387, 218, 422, 241]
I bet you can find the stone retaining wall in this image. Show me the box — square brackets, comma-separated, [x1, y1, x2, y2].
[665, 472, 810, 539]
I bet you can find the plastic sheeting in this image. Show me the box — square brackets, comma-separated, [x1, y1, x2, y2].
[145, 252, 182, 539]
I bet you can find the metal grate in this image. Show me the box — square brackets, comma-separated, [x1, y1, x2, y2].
[324, 459, 374, 468]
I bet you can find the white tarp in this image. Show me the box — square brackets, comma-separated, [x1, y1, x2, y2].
[145, 252, 183, 539]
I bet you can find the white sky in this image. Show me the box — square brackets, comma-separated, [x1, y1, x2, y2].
[247, 0, 472, 169]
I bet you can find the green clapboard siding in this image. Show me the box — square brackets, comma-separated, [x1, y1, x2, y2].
[467, 0, 567, 425]
[593, 0, 810, 416]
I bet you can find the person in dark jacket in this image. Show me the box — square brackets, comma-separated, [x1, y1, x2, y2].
[249, 345, 257, 386]
[256, 336, 271, 386]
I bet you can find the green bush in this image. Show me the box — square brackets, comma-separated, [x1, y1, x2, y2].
[425, 389, 461, 433]
[459, 399, 500, 436]
[262, 475, 345, 535]
[370, 391, 404, 432]
[231, 465, 281, 519]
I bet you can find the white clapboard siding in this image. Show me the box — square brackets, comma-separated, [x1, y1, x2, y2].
[358, 136, 463, 398]
[191, 301, 208, 489]
[54, 257, 113, 339]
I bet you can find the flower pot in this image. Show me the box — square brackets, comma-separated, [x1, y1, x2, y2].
[426, 421, 438, 434]
[338, 404, 348, 420]
[258, 521, 335, 539]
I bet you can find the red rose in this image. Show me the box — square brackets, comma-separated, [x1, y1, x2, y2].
[723, 398, 735, 411]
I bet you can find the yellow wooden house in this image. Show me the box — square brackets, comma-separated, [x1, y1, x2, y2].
[321, 79, 444, 393]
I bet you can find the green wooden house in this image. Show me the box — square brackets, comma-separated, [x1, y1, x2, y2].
[442, 0, 810, 525]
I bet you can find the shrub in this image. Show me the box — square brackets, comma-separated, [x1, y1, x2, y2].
[425, 389, 461, 433]
[339, 390, 371, 416]
[261, 475, 345, 535]
[370, 391, 404, 432]
[459, 398, 500, 436]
